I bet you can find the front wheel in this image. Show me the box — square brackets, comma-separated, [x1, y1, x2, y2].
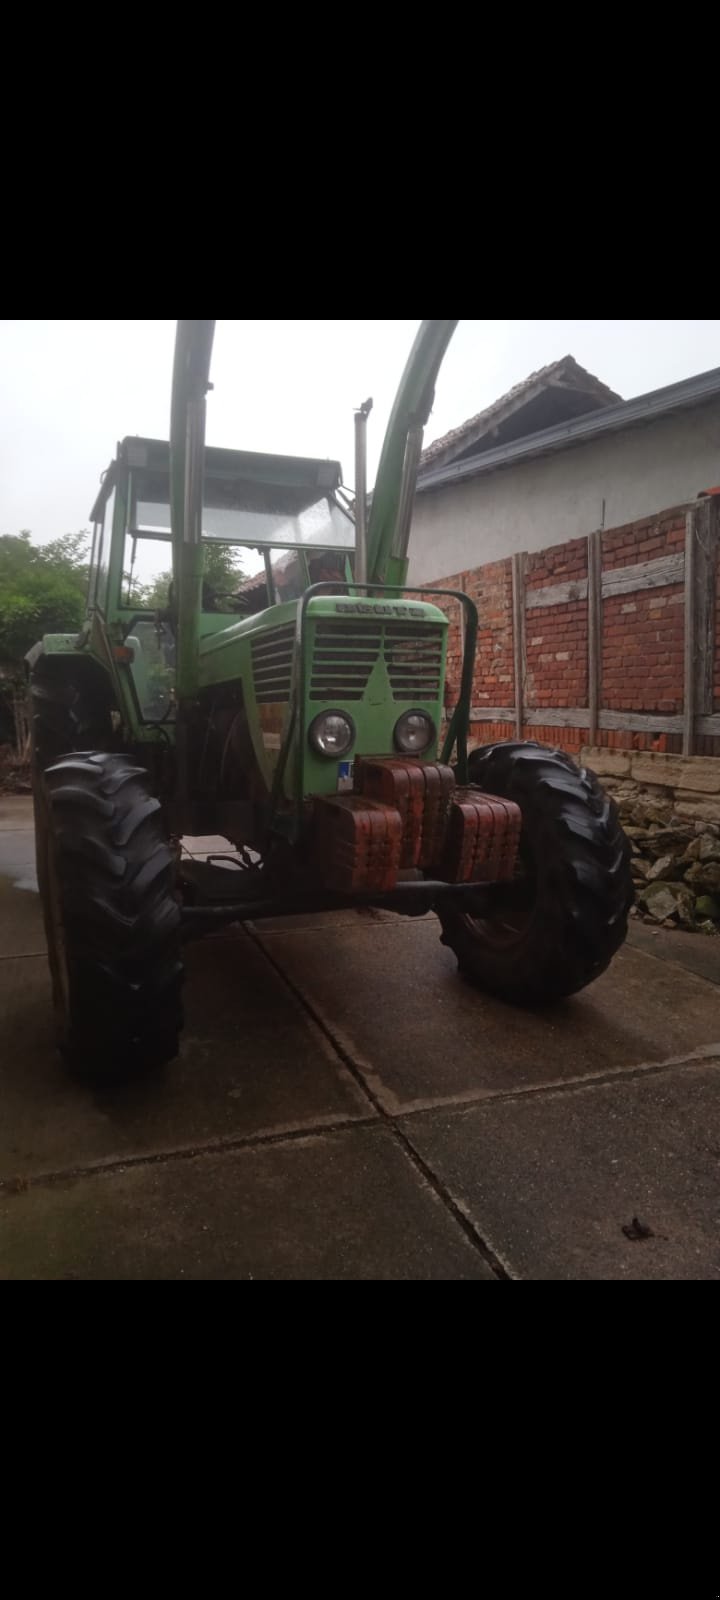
[37, 752, 183, 1080]
[438, 741, 633, 1004]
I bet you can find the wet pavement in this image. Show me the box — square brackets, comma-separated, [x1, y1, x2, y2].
[2, 795, 719, 1279]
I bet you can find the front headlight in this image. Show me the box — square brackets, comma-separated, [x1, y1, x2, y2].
[394, 709, 435, 755]
[308, 710, 355, 758]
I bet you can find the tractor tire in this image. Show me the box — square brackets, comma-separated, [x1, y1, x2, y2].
[29, 656, 113, 769]
[36, 752, 183, 1081]
[437, 740, 633, 1005]
[29, 658, 113, 896]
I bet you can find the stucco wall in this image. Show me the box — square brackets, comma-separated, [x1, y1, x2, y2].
[407, 398, 720, 585]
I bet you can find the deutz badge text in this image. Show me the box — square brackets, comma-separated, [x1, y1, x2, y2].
[335, 602, 426, 617]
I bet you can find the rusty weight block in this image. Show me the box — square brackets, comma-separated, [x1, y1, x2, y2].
[313, 795, 403, 892]
[434, 790, 521, 883]
[356, 759, 455, 869]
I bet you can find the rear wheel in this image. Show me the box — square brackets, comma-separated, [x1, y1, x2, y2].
[37, 752, 183, 1081]
[29, 660, 113, 894]
[438, 741, 633, 1004]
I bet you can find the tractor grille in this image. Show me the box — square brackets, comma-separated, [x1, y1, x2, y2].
[384, 623, 444, 701]
[251, 624, 295, 703]
[310, 620, 380, 700]
[309, 620, 444, 702]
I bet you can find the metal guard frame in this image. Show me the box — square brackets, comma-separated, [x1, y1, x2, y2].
[267, 581, 479, 841]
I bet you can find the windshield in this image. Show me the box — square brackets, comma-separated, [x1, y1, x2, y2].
[133, 485, 354, 552]
[120, 536, 349, 614]
[237, 546, 348, 607]
[123, 458, 354, 611]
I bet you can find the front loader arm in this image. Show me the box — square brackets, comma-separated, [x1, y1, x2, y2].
[170, 319, 216, 698]
[167, 318, 455, 691]
[366, 320, 457, 589]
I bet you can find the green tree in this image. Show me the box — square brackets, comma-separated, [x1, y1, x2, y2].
[124, 542, 246, 611]
[203, 543, 246, 591]
[0, 531, 90, 672]
[1, 530, 247, 665]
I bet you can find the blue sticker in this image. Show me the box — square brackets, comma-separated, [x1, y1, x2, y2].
[337, 760, 354, 792]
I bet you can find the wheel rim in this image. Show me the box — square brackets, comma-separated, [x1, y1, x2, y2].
[459, 839, 537, 951]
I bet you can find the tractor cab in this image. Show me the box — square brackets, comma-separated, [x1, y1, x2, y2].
[82, 426, 457, 846]
[86, 436, 356, 717]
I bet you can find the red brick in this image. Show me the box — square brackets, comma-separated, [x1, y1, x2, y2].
[434, 500, 704, 737]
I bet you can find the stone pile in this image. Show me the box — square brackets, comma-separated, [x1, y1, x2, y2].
[601, 777, 720, 934]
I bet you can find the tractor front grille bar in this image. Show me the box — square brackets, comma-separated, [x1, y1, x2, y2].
[266, 580, 478, 844]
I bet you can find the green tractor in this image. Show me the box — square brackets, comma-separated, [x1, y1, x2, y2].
[28, 320, 633, 1081]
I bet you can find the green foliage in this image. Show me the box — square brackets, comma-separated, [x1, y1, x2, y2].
[124, 568, 171, 611]
[123, 542, 246, 611]
[1, 528, 248, 677]
[0, 530, 90, 673]
[203, 543, 246, 591]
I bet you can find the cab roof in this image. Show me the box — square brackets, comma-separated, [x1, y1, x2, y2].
[90, 437, 343, 522]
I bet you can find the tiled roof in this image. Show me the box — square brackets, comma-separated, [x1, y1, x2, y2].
[420, 355, 621, 471]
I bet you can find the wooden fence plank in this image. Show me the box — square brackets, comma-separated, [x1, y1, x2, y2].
[683, 511, 696, 755]
[588, 529, 602, 746]
[512, 552, 526, 738]
[526, 579, 588, 610]
[692, 497, 719, 718]
[601, 552, 684, 599]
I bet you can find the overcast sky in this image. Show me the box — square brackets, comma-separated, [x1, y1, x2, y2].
[3, 320, 720, 545]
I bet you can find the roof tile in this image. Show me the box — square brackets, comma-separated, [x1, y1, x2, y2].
[420, 355, 621, 470]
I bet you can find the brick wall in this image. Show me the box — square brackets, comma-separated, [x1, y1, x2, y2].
[602, 585, 684, 715]
[427, 502, 718, 757]
[601, 511, 686, 719]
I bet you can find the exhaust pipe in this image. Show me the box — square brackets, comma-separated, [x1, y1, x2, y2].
[354, 397, 373, 591]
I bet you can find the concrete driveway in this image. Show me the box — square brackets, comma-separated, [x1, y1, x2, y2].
[1, 794, 720, 1279]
